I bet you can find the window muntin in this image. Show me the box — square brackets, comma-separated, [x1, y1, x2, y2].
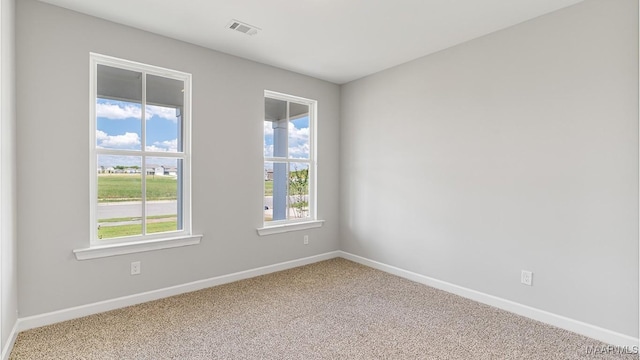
[91, 54, 191, 245]
[263, 91, 316, 225]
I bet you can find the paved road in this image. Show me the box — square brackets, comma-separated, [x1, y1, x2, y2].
[98, 196, 306, 220]
[98, 200, 177, 220]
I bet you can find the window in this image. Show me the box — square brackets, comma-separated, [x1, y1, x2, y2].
[88, 53, 193, 247]
[262, 91, 321, 233]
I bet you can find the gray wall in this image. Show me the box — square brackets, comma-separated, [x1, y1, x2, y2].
[340, 0, 638, 337]
[1, 0, 18, 351]
[16, 0, 340, 317]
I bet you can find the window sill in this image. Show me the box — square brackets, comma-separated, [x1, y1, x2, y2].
[257, 220, 325, 236]
[73, 234, 202, 260]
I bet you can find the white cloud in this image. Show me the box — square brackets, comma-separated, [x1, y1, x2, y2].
[147, 105, 178, 122]
[289, 143, 310, 159]
[288, 122, 310, 158]
[96, 130, 108, 142]
[97, 103, 141, 119]
[96, 131, 141, 149]
[288, 122, 309, 141]
[264, 144, 274, 157]
[97, 102, 177, 122]
[146, 138, 178, 152]
[264, 121, 274, 135]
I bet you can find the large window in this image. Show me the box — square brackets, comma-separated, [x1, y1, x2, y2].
[89, 54, 192, 245]
[263, 91, 317, 227]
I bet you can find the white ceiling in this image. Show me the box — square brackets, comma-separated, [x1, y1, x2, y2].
[38, 0, 583, 84]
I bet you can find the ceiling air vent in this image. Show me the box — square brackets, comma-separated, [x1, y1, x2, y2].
[227, 20, 260, 36]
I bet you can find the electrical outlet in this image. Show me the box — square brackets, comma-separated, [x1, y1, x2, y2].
[521, 270, 532, 286]
[131, 261, 141, 275]
[304, 235, 309, 245]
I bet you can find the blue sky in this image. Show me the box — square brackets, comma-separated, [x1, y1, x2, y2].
[96, 99, 179, 167]
[97, 98, 311, 168]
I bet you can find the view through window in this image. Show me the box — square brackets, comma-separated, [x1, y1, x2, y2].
[91, 54, 191, 244]
[264, 91, 316, 225]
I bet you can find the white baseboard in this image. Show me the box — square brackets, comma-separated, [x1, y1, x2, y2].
[10, 249, 638, 355]
[2, 320, 19, 360]
[339, 251, 639, 348]
[16, 251, 341, 333]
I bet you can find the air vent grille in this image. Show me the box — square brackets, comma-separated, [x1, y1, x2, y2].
[227, 20, 260, 36]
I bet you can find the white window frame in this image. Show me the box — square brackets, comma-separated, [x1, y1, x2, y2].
[258, 90, 323, 235]
[75, 53, 200, 260]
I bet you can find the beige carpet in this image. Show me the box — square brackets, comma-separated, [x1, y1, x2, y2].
[10, 258, 638, 359]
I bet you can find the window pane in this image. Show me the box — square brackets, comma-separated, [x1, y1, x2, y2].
[265, 98, 287, 158]
[289, 103, 310, 159]
[266, 161, 288, 222]
[146, 104, 181, 153]
[96, 65, 142, 151]
[97, 64, 142, 102]
[288, 163, 310, 219]
[96, 99, 142, 150]
[264, 121, 274, 158]
[264, 162, 273, 222]
[146, 157, 181, 234]
[146, 75, 184, 153]
[97, 155, 142, 239]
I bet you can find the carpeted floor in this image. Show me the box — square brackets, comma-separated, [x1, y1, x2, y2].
[10, 258, 638, 359]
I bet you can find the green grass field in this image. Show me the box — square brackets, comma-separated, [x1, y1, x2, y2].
[98, 177, 286, 239]
[98, 219, 178, 239]
[98, 174, 177, 202]
[98, 174, 178, 238]
[264, 180, 273, 196]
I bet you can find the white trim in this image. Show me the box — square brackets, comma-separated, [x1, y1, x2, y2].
[18, 251, 341, 332]
[1, 321, 18, 360]
[637, 0, 640, 347]
[338, 251, 639, 348]
[90, 53, 190, 81]
[73, 234, 202, 260]
[264, 90, 314, 105]
[257, 220, 324, 236]
[0, 0, 3, 349]
[89, 55, 97, 244]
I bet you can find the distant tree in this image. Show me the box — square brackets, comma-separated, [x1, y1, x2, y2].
[289, 166, 309, 218]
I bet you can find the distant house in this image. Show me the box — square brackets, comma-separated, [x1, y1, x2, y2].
[265, 169, 274, 181]
[150, 165, 177, 176]
[164, 167, 177, 176]
[146, 165, 175, 176]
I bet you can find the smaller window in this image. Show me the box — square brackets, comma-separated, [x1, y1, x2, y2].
[263, 91, 317, 227]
